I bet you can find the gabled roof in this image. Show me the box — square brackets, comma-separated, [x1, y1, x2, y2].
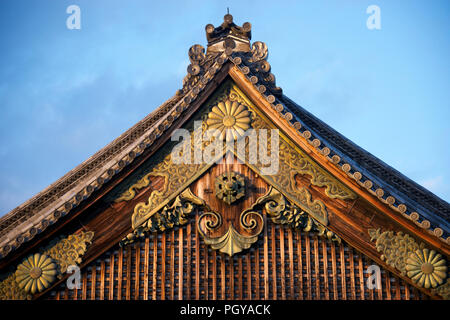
[0, 13, 448, 262]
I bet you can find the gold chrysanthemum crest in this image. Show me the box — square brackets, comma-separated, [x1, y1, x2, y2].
[406, 248, 447, 289]
[368, 228, 449, 297]
[206, 100, 251, 141]
[15, 253, 57, 294]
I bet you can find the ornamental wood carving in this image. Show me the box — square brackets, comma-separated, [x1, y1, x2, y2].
[114, 80, 356, 234]
[368, 228, 448, 296]
[0, 231, 94, 300]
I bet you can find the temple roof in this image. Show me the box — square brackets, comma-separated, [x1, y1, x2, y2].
[0, 14, 448, 260]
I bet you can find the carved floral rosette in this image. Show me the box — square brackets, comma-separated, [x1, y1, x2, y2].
[368, 228, 448, 298]
[0, 231, 94, 300]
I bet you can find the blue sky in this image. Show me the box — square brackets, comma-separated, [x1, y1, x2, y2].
[0, 0, 449, 215]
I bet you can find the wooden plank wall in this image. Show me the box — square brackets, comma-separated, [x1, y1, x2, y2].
[46, 216, 428, 300]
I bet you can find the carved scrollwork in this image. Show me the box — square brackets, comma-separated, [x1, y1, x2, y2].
[199, 224, 261, 257]
[246, 186, 340, 243]
[198, 210, 263, 257]
[0, 231, 94, 300]
[368, 228, 448, 296]
[121, 188, 208, 246]
[117, 81, 355, 242]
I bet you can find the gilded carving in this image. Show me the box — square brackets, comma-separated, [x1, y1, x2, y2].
[432, 279, 450, 300]
[245, 187, 340, 243]
[206, 99, 251, 141]
[0, 231, 94, 300]
[115, 172, 169, 202]
[120, 188, 208, 246]
[15, 253, 57, 294]
[368, 228, 424, 274]
[368, 228, 448, 295]
[406, 249, 447, 289]
[129, 153, 207, 229]
[44, 231, 95, 274]
[224, 83, 357, 221]
[0, 273, 30, 300]
[215, 172, 245, 205]
[199, 224, 261, 257]
[118, 80, 356, 237]
[197, 208, 263, 256]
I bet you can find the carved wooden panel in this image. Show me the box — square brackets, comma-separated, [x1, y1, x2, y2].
[45, 216, 427, 300]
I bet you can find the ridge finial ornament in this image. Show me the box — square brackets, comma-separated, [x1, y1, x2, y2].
[205, 14, 252, 54]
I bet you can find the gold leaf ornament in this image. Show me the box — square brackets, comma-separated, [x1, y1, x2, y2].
[206, 100, 251, 141]
[15, 253, 57, 294]
[406, 249, 447, 289]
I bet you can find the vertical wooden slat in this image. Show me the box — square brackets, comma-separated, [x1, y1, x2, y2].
[384, 271, 392, 300]
[280, 227, 286, 300]
[100, 260, 105, 300]
[246, 253, 252, 300]
[358, 253, 365, 300]
[377, 273, 384, 300]
[186, 222, 192, 300]
[204, 244, 209, 299]
[161, 232, 166, 300]
[321, 239, 329, 300]
[313, 236, 320, 299]
[365, 256, 374, 300]
[271, 223, 277, 299]
[330, 242, 338, 300]
[117, 248, 123, 300]
[221, 253, 226, 300]
[212, 250, 217, 300]
[82, 270, 87, 300]
[348, 247, 356, 300]
[288, 229, 294, 299]
[109, 252, 115, 300]
[404, 278, 410, 300]
[74, 280, 78, 300]
[170, 229, 175, 300]
[339, 243, 347, 300]
[263, 215, 269, 300]
[178, 227, 183, 300]
[91, 264, 97, 300]
[134, 242, 140, 300]
[64, 284, 69, 300]
[255, 244, 260, 299]
[296, 231, 303, 300]
[195, 214, 200, 300]
[238, 256, 243, 300]
[394, 276, 401, 300]
[229, 255, 234, 299]
[144, 237, 150, 300]
[152, 233, 158, 300]
[126, 245, 132, 300]
[305, 234, 312, 300]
